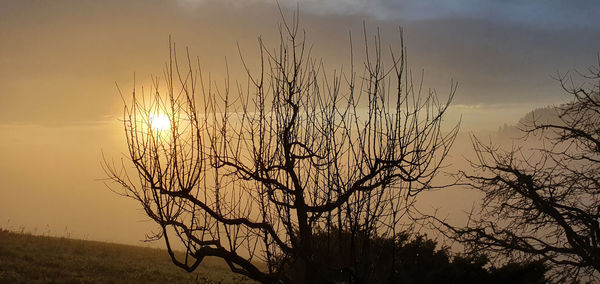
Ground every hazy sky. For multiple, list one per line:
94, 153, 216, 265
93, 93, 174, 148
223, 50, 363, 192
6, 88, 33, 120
1, 0, 599, 245
2, 0, 599, 126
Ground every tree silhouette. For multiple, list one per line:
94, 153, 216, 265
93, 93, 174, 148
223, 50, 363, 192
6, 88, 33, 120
104, 14, 458, 283
440, 59, 600, 282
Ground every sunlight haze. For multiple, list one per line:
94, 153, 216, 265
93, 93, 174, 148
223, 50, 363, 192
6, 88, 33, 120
1, 0, 599, 248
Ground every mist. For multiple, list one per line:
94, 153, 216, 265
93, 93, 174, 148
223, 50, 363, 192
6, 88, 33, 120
1, 0, 598, 248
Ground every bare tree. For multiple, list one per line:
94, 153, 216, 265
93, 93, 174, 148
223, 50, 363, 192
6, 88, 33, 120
440, 59, 600, 282
104, 13, 457, 283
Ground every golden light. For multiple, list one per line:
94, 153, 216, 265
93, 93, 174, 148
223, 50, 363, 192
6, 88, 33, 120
149, 113, 170, 131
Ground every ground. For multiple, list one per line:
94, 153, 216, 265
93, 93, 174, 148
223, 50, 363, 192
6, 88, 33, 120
0, 229, 255, 283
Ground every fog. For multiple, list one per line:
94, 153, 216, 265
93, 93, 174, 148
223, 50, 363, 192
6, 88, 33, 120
1, 0, 599, 246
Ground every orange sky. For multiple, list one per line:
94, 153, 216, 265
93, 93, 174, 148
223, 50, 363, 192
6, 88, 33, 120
1, 0, 599, 245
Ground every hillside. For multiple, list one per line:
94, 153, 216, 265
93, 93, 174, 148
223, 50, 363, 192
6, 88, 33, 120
496, 105, 564, 139
0, 229, 255, 283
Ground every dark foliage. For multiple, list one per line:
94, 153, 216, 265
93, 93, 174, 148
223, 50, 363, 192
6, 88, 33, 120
276, 228, 547, 283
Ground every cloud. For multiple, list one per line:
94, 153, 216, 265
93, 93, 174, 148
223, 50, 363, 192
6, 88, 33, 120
176, 0, 600, 29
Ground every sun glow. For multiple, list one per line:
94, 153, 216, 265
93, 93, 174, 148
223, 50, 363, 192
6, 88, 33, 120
149, 113, 170, 131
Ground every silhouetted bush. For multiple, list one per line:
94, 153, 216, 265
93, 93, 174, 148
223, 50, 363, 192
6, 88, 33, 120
275, 227, 547, 283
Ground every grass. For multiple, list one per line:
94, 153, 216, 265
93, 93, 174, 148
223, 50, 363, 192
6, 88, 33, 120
0, 229, 256, 283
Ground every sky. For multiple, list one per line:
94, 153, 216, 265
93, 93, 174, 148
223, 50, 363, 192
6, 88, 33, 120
1, 0, 599, 245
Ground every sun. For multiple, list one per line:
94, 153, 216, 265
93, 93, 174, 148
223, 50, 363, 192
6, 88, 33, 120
149, 113, 170, 131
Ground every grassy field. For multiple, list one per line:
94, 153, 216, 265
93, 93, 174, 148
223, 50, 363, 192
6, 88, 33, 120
0, 229, 255, 283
